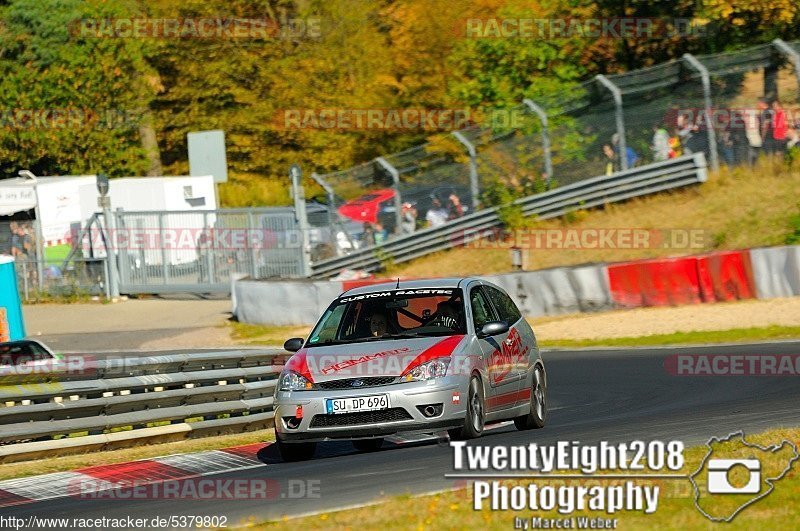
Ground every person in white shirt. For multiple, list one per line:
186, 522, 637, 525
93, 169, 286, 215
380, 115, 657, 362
425, 197, 448, 227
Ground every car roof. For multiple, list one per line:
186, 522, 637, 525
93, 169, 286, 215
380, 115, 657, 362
341, 277, 475, 297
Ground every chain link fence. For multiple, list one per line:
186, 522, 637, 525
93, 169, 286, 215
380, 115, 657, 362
309, 39, 800, 259
1, 219, 109, 301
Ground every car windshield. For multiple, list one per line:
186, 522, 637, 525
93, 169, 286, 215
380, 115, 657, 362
0, 341, 53, 366
306, 288, 466, 347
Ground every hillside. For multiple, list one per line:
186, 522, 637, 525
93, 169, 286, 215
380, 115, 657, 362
380, 157, 800, 278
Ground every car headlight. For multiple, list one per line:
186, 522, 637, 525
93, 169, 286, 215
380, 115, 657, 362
404, 358, 450, 382
279, 371, 314, 391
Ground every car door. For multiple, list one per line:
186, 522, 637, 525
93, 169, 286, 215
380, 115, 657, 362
483, 285, 531, 406
468, 285, 517, 409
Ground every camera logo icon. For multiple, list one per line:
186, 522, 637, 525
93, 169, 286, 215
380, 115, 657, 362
707, 458, 761, 494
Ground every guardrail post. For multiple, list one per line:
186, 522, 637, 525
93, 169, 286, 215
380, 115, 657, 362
158, 212, 169, 285
246, 211, 258, 279
595, 75, 629, 171
522, 98, 553, 183
202, 211, 216, 283
452, 131, 480, 209
311, 172, 336, 230
290, 164, 312, 277
682, 54, 720, 172
773, 39, 800, 98
375, 157, 403, 235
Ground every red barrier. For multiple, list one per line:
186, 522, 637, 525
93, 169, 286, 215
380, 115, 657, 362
342, 277, 390, 292
608, 257, 702, 307
608, 250, 756, 308
696, 250, 756, 302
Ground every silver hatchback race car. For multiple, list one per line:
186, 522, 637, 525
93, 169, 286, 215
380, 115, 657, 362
274, 277, 547, 461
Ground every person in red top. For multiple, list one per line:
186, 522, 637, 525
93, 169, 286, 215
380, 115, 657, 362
771, 99, 788, 154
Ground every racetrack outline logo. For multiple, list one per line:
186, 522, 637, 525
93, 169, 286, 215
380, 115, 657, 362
689, 431, 799, 522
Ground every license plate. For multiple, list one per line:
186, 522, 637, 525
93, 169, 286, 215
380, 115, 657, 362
325, 394, 390, 414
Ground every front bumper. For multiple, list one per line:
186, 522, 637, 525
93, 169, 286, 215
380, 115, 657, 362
274, 376, 468, 442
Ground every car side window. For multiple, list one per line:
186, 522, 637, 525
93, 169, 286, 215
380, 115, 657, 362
470, 287, 495, 330
485, 286, 522, 325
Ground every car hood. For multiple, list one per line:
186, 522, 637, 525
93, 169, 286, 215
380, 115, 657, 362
284, 335, 465, 383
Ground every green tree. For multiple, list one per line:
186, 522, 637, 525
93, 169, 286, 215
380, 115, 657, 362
0, 0, 156, 176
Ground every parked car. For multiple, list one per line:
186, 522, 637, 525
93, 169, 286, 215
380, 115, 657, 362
0, 339, 58, 367
273, 277, 547, 461
337, 185, 472, 233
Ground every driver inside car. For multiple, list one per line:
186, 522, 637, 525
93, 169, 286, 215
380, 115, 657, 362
426, 300, 462, 329
369, 312, 389, 337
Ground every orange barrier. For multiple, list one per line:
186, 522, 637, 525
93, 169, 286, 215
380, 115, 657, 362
608, 250, 756, 308
0, 308, 8, 342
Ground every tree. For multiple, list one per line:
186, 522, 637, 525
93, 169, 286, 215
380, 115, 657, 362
0, 0, 156, 176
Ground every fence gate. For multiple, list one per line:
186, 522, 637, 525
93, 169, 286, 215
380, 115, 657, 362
114, 208, 306, 294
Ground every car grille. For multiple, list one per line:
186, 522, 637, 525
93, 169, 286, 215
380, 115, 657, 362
310, 408, 413, 428
316, 377, 397, 390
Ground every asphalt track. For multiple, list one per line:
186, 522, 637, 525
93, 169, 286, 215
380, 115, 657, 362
2, 341, 799, 528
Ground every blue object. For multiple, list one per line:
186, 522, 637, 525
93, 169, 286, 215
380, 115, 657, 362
0, 256, 26, 340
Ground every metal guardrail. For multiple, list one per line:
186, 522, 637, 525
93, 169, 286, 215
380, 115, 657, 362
0, 349, 284, 458
309, 153, 708, 278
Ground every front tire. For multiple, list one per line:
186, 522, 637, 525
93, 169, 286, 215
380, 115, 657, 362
514, 364, 547, 430
449, 375, 485, 440
277, 438, 317, 462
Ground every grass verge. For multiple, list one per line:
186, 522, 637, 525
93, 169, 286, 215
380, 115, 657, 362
537, 325, 800, 349
258, 426, 800, 530
0, 430, 274, 482
229, 321, 310, 346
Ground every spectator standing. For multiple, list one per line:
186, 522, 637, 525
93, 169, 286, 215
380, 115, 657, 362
758, 97, 775, 154
611, 133, 639, 168
425, 197, 448, 228
362, 222, 375, 246
373, 222, 387, 245
668, 128, 682, 158
650, 123, 670, 161
602, 144, 618, 175
447, 193, 464, 220
771, 99, 788, 155
743, 107, 762, 165
400, 202, 417, 234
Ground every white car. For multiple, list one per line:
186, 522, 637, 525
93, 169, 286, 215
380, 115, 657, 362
274, 277, 547, 461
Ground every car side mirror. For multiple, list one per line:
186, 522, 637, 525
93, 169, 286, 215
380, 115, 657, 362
284, 338, 304, 352
478, 321, 509, 338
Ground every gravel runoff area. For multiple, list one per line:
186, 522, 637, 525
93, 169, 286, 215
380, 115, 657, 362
530, 297, 800, 341
21, 296, 800, 350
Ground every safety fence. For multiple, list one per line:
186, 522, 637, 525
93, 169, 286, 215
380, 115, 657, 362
309, 152, 708, 278
0, 349, 282, 463
308, 39, 800, 248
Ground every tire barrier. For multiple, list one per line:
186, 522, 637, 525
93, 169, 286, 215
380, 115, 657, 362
750, 245, 800, 299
